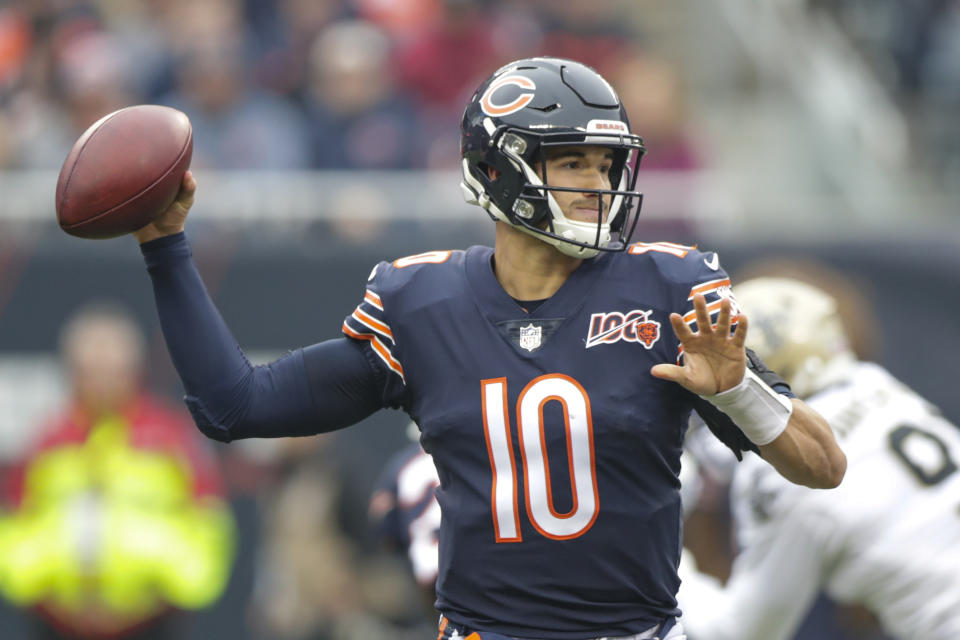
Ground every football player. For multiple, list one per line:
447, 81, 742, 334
368, 424, 442, 616
677, 277, 960, 640
131, 58, 845, 639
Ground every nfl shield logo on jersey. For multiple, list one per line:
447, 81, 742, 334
519, 323, 542, 351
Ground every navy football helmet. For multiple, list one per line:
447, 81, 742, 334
460, 57, 645, 258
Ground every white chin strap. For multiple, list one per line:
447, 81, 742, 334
518, 159, 611, 258
460, 159, 621, 260
543, 225, 603, 259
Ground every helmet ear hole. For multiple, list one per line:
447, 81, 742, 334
481, 163, 500, 181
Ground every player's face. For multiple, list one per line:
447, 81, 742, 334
541, 146, 613, 223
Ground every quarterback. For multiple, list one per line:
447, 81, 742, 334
678, 277, 960, 640
131, 58, 845, 639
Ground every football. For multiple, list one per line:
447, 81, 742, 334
55, 105, 193, 239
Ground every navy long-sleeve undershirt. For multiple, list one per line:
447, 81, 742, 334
141, 232, 384, 442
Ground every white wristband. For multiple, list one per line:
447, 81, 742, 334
701, 368, 794, 445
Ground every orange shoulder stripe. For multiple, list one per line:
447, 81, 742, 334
682, 300, 741, 326
687, 278, 731, 300
352, 308, 394, 343
628, 241, 696, 258
364, 290, 384, 311
342, 323, 405, 381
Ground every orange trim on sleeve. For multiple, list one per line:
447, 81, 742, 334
342, 323, 406, 382
352, 308, 394, 342
687, 278, 730, 300
364, 290, 384, 311
682, 300, 740, 326
628, 241, 696, 257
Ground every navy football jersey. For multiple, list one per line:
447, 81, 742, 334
369, 440, 441, 587
342, 242, 742, 638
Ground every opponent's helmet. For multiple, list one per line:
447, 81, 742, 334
460, 57, 645, 258
734, 277, 855, 398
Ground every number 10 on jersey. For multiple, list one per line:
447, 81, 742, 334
481, 375, 600, 542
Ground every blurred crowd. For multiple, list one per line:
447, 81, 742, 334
816, 0, 960, 103
813, 0, 960, 190
2, 0, 955, 214
0, 0, 704, 175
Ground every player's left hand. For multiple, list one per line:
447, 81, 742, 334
651, 294, 747, 395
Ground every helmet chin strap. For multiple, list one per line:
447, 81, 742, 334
460, 156, 623, 260
480, 187, 602, 258
526, 223, 602, 259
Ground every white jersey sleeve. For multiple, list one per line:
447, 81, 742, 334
677, 497, 829, 640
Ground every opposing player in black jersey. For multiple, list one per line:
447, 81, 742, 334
131, 57, 845, 640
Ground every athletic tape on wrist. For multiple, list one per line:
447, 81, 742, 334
701, 368, 793, 445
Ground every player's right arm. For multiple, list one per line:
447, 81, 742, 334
132, 174, 385, 441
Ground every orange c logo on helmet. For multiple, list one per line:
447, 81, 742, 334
480, 75, 536, 117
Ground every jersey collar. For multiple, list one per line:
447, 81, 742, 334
463, 245, 609, 324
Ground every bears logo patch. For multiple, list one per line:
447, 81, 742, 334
585, 309, 661, 349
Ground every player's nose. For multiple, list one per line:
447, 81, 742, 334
580, 168, 609, 193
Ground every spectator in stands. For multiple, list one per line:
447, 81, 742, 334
159, 0, 311, 169
610, 51, 703, 172
0, 5, 31, 102
532, 0, 635, 77
302, 20, 422, 169
0, 303, 235, 640
391, 0, 542, 169
607, 50, 708, 233
5, 24, 135, 170
392, 0, 506, 115
248, 0, 347, 98
56, 30, 135, 143
352, 0, 443, 42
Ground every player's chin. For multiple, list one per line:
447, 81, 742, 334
568, 208, 607, 224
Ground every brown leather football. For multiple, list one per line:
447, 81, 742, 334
56, 105, 193, 239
